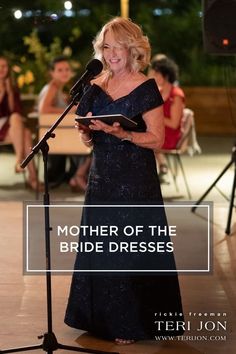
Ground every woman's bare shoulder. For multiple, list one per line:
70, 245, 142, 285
127, 72, 150, 91
46, 80, 59, 93
91, 72, 107, 87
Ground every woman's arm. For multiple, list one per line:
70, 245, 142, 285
164, 95, 184, 129
39, 82, 65, 114
5, 77, 15, 112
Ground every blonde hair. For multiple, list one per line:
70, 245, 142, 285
93, 17, 151, 72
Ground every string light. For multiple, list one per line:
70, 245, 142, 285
14, 9, 22, 19
64, 1, 72, 10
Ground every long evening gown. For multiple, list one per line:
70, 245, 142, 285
64, 79, 184, 340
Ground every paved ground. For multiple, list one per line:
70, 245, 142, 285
0, 135, 236, 354
0, 135, 235, 203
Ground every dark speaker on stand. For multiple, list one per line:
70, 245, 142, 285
193, 1, 236, 235
203, 0, 236, 54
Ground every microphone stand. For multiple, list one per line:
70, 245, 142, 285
0, 92, 119, 354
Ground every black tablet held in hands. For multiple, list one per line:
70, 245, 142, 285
75, 114, 137, 129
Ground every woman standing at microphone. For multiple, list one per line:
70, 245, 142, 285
65, 17, 184, 344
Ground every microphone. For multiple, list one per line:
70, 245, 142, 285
70, 58, 103, 97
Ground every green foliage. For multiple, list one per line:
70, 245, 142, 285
5, 30, 77, 93
131, 0, 236, 86
23, 30, 48, 82
19, 30, 72, 92
1, 0, 236, 88
24, 30, 64, 69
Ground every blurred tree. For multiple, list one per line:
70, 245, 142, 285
131, 0, 236, 86
0, 0, 235, 89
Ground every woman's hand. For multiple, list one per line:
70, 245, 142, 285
89, 120, 126, 139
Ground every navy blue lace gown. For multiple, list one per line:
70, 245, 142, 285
64, 79, 184, 340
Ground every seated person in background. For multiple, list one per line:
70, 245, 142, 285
38, 55, 90, 191
148, 54, 185, 182
0, 55, 42, 191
